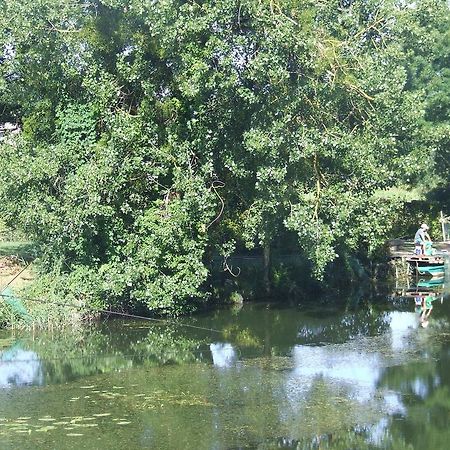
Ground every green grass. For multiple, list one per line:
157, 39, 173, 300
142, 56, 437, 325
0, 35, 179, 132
0, 241, 36, 261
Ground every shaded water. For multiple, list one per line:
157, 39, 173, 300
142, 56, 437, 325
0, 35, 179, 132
1, 283, 450, 449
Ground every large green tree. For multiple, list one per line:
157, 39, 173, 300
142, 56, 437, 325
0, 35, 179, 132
394, 0, 450, 206
0, 0, 446, 314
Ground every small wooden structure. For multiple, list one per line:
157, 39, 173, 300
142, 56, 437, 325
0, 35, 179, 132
389, 240, 450, 260
389, 240, 448, 279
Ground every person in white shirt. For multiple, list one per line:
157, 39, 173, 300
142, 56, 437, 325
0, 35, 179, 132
414, 223, 431, 255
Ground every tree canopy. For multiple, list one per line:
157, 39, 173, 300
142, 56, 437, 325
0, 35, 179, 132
0, 0, 448, 314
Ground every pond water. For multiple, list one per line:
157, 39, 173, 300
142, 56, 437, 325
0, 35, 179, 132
1, 282, 450, 449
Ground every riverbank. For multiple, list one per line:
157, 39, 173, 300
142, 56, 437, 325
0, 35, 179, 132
0, 243, 391, 330
2, 236, 443, 330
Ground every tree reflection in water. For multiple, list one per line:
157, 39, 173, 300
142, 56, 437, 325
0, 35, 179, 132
0, 292, 449, 449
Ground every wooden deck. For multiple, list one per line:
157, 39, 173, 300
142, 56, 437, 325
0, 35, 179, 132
389, 240, 450, 261
405, 255, 445, 265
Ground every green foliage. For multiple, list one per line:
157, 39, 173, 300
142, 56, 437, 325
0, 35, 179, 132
0, 297, 19, 328
397, 0, 450, 200
0, 0, 448, 317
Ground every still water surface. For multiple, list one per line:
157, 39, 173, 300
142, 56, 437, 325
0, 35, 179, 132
1, 284, 450, 449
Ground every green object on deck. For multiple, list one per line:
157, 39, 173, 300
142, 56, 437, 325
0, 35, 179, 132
424, 241, 435, 256
0, 286, 29, 319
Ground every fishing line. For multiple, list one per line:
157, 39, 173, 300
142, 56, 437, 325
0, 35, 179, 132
0, 263, 30, 293
0, 292, 223, 334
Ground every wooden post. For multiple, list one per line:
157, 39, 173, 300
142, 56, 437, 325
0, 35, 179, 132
441, 211, 446, 242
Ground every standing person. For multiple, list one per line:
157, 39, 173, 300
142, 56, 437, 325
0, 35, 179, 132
414, 223, 431, 255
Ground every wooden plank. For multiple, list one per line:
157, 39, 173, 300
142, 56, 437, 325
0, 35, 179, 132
405, 256, 445, 264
